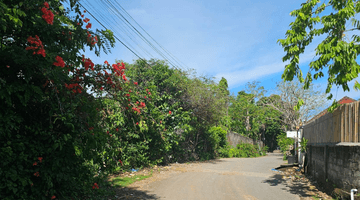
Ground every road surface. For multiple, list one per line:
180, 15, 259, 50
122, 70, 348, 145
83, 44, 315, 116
134, 153, 301, 200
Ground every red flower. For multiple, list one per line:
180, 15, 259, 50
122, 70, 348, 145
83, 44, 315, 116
44, 2, 49, 8
34, 172, 40, 177
38, 157, 43, 163
116, 128, 119, 132
26, 35, 46, 57
169, 111, 172, 114
134, 82, 138, 85
132, 107, 140, 114
92, 183, 99, 189
104, 60, 109, 65
37, 49, 46, 57
146, 89, 149, 92
125, 94, 130, 97
51, 195, 56, 199
6, 65, 10, 68
118, 159, 123, 166
83, 18, 90, 23
41, 6, 54, 25
86, 23, 92, 29
144, 96, 147, 99
53, 56, 65, 68
33, 162, 38, 166
100, 87, 103, 91
112, 63, 125, 76
84, 10, 86, 13
148, 92, 151, 95
136, 122, 139, 125
84, 58, 94, 70
81, 14, 84, 18
91, 36, 98, 45
88, 127, 94, 131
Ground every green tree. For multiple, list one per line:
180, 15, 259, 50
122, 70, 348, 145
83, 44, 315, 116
0, 1, 141, 199
218, 77, 230, 129
218, 77, 230, 96
278, 0, 360, 108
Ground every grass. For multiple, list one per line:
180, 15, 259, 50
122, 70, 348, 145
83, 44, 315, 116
110, 170, 153, 188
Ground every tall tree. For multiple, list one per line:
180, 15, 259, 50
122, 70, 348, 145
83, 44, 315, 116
218, 77, 230, 128
278, 0, 360, 108
261, 81, 327, 130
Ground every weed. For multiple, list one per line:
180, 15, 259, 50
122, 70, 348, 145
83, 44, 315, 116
110, 170, 153, 188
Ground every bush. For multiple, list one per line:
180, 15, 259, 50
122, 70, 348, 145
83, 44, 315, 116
218, 145, 232, 157
261, 145, 269, 155
207, 126, 228, 151
217, 143, 264, 158
277, 132, 295, 158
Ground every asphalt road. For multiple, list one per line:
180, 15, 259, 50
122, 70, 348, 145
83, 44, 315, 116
142, 153, 300, 200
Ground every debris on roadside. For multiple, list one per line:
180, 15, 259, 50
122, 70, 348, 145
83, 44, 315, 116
271, 168, 283, 173
271, 166, 333, 200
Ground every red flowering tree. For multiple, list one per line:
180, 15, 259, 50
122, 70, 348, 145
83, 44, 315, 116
0, 0, 144, 199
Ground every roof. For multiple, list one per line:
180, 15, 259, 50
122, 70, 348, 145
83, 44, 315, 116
305, 96, 356, 125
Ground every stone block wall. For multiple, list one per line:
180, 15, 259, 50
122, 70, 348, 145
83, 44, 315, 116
307, 144, 360, 190
226, 132, 263, 148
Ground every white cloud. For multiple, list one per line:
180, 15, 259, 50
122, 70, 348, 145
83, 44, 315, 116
215, 61, 285, 89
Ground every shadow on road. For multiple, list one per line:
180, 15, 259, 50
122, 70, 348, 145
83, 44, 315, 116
204, 159, 226, 164
111, 186, 159, 199
263, 174, 313, 198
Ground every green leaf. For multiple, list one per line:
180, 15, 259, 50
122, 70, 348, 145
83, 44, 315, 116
294, 99, 304, 111
354, 80, 360, 91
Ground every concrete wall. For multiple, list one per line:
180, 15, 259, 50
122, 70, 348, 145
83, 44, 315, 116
227, 132, 263, 148
307, 144, 360, 190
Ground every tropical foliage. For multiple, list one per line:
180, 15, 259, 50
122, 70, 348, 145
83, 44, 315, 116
278, 0, 360, 109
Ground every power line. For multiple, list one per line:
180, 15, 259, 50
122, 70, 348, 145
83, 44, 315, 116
84, 0, 155, 58
115, 0, 188, 70
81, 0, 148, 59
102, 0, 179, 69
78, 2, 144, 61
79, 0, 186, 71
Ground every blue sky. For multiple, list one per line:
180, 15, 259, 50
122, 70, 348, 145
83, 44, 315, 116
79, 0, 360, 103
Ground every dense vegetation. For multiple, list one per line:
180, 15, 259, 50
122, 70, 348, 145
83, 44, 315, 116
1, 0, 327, 199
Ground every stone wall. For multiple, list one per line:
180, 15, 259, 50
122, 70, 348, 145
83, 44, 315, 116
307, 144, 360, 190
227, 132, 264, 148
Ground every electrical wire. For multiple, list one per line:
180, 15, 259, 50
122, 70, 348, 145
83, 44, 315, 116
114, 0, 188, 70
79, 0, 186, 71
102, 0, 179, 69
81, 0, 147, 59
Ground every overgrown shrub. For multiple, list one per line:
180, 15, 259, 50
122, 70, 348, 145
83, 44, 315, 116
217, 143, 265, 158
276, 132, 295, 159
261, 145, 269, 155
207, 126, 228, 151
